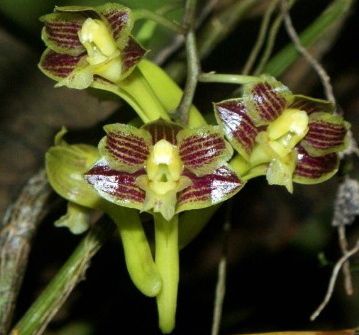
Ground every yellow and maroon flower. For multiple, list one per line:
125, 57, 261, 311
85, 120, 243, 220
214, 76, 350, 191
39, 3, 146, 89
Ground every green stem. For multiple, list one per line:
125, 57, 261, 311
175, 0, 199, 125
198, 73, 258, 85
138, 59, 206, 127
253, 0, 296, 76
92, 69, 170, 123
242, 0, 279, 75
154, 214, 179, 334
12, 221, 113, 335
133, 8, 184, 34
104, 205, 162, 298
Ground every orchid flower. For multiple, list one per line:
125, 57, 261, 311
85, 119, 243, 220
84, 119, 243, 333
214, 76, 350, 192
39, 3, 146, 89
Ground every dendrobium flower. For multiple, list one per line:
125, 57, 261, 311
214, 76, 350, 192
39, 3, 146, 89
85, 119, 243, 220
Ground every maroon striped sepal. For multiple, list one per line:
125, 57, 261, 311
99, 123, 152, 173
214, 99, 259, 160
40, 12, 85, 56
293, 146, 339, 184
177, 165, 244, 212
289, 95, 335, 115
143, 119, 183, 145
85, 159, 146, 209
243, 75, 293, 126
177, 126, 233, 176
300, 112, 349, 157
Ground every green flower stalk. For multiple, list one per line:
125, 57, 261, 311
84, 119, 243, 333
214, 75, 350, 191
46, 129, 162, 297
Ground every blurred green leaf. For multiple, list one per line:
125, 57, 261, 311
264, 0, 354, 77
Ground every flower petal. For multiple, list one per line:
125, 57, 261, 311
85, 159, 145, 209
176, 165, 243, 213
97, 3, 134, 48
289, 94, 335, 115
300, 112, 349, 157
177, 126, 233, 176
39, 49, 85, 81
143, 119, 183, 145
293, 147, 339, 184
99, 123, 152, 173
40, 12, 85, 56
214, 98, 259, 160
243, 75, 293, 126
120, 37, 147, 78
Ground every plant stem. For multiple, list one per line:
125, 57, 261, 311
133, 8, 184, 34
198, 73, 258, 85
242, 0, 279, 75
154, 214, 179, 334
138, 59, 206, 127
11, 220, 114, 335
264, 0, 353, 77
105, 205, 162, 297
175, 0, 200, 125
92, 69, 170, 123
0, 170, 51, 335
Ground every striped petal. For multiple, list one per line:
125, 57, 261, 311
97, 3, 133, 48
40, 12, 85, 56
289, 95, 335, 115
214, 98, 259, 160
243, 75, 293, 126
85, 159, 145, 209
143, 119, 183, 145
293, 147, 339, 184
39, 49, 85, 81
177, 165, 243, 213
300, 112, 349, 157
177, 126, 233, 176
99, 123, 152, 173
121, 37, 147, 78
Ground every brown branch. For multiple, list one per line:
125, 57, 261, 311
0, 169, 52, 334
311, 240, 359, 321
281, 0, 336, 104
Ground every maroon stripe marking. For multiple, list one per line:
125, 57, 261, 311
181, 143, 225, 163
180, 137, 224, 156
295, 149, 337, 178
309, 123, 346, 134
106, 146, 146, 165
253, 85, 277, 121
108, 132, 149, 151
264, 83, 286, 110
107, 136, 149, 157
257, 83, 283, 119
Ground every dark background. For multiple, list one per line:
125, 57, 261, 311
1, 0, 359, 334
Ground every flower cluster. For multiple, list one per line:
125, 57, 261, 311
214, 76, 350, 191
85, 119, 243, 220
39, 3, 146, 89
